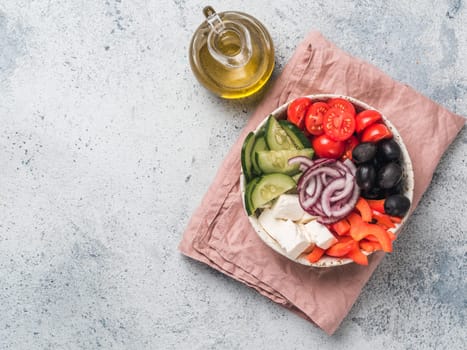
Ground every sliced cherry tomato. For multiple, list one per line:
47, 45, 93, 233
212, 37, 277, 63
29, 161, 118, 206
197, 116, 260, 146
355, 110, 382, 132
328, 98, 356, 116
323, 107, 356, 141
311, 134, 345, 159
360, 123, 393, 143
287, 97, 312, 129
305, 102, 328, 135
342, 135, 359, 160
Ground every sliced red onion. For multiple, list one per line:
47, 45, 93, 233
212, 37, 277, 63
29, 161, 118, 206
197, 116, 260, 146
330, 173, 354, 201
343, 158, 357, 175
329, 184, 360, 218
296, 157, 360, 224
321, 177, 346, 217
305, 176, 317, 196
288, 156, 315, 169
302, 179, 322, 208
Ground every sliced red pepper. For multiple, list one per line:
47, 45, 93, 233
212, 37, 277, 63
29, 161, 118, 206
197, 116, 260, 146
389, 215, 402, 223
356, 197, 372, 222
366, 199, 385, 213
326, 239, 354, 257
349, 217, 392, 252
359, 240, 382, 252
346, 241, 369, 265
387, 231, 397, 241
331, 218, 350, 236
306, 246, 325, 263
372, 209, 396, 229
347, 212, 364, 238
365, 234, 379, 242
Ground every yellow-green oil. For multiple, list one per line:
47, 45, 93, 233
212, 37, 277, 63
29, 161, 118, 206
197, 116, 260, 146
189, 11, 275, 99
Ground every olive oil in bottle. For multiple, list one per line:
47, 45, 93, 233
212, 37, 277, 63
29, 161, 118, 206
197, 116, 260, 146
189, 6, 275, 99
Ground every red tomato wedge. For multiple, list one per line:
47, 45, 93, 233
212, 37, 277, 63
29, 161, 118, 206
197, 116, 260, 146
361, 123, 392, 143
311, 134, 345, 159
305, 102, 328, 135
287, 97, 312, 129
355, 109, 382, 132
323, 107, 356, 141
328, 98, 356, 116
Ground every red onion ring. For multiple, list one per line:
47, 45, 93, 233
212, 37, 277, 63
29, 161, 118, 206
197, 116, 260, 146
292, 157, 360, 223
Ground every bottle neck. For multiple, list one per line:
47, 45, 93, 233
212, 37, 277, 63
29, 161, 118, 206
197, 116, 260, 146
203, 6, 252, 68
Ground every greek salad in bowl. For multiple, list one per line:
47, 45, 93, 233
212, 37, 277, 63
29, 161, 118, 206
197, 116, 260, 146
240, 94, 414, 267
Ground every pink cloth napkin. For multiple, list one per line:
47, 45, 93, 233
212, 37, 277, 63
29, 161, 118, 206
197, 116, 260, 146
179, 31, 465, 335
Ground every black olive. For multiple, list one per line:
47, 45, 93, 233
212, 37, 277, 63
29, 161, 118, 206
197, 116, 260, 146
372, 153, 387, 170
378, 139, 401, 161
356, 164, 376, 191
377, 162, 402, 189
361, 186, 385, 200
384, 194, 411, 216
385, 181, 404, 196
352, 143, 377, 164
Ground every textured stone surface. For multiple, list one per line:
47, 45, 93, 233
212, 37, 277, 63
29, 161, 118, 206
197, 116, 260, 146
0, 0, 465, 349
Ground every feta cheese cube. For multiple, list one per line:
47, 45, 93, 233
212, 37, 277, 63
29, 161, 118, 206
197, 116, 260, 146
299, 220, 338, 249
270, 194, 306, 221
296, 212, 317, 224
258, 209, 313, 258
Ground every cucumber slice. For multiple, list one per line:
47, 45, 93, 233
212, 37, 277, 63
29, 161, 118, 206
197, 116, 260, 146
250, 174, 296, 210
244, 177, 261, 216
292, 172, 302, 183
256, 148, 314, 175
241, 132, 256, 181
278, 120, 312, 149
265, 115, 297, 151
251, 136, 269, 175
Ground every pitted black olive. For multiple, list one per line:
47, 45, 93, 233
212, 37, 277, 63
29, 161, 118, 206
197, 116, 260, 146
361, 186, 385, 200
356, 164, 376, 191
352, 143, 377, 164
377, 162, 402, 189
378, 139, 401, 161
384, 194, 411, 216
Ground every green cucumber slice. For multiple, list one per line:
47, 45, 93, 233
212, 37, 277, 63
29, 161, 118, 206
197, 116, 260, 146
241, 132, 256, 181
265, 115, 297, 151
250, 174, 296, 210
292, 172, 302, 183
244, 177, 261, 216
251, 136, 269, 175
278, 120, 312, 149
256, 148, 314, 175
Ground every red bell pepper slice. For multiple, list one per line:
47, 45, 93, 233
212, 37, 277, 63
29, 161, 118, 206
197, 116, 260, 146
372, 209, 396, 229
348, 214, 393, 252
389, 215, 402, 223
366, 199, 385, 213
346, 241, 369, 265
356, 197, 372, 222
359, 240, 382, 252
331, 218, 350, 236
306, 246, 325, 263
326, 238, 355, 257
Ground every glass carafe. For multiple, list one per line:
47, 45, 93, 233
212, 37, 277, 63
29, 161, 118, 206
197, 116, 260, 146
189, 6, 275, 99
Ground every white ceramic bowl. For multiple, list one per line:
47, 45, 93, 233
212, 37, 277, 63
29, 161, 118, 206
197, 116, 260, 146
240, 94, 414, 267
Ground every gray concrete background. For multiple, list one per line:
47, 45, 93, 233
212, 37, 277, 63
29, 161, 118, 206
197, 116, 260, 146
0, 0, 466, 349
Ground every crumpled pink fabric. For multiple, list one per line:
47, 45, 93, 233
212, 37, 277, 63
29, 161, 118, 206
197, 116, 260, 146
178, 31, 465, 335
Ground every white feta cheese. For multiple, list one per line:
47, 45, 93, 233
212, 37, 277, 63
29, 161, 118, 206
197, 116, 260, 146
258, 209, 313, 258
270, 194, 307, 221
296, 212, 317, 224
299, 220, 338, 250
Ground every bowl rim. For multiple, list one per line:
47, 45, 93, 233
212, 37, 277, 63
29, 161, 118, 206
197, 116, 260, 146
240, 94, 415, 268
